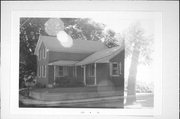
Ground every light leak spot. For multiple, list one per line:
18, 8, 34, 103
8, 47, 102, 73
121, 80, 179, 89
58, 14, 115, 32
45, 18, 64, 36
56, 31, 73, 48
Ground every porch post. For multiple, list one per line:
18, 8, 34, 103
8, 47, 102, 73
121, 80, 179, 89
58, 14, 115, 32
75, 66, 77, 78
53, 65, 56, 85
83, 65, 86, 85
94, 63, 97, 85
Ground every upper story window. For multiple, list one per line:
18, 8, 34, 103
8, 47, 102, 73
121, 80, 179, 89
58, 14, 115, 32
38, 47, 46, 60
38, 50, 41, 60
88, 64, 95, 77
43, 48, 46, 59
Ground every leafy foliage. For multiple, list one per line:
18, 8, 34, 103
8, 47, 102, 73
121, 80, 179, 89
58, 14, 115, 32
125, 22, 154, 104
62, 18, 105, 41
104, 29, 119, 48
124, 22, 154, 65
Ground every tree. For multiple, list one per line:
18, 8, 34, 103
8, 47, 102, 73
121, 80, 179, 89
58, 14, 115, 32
125, 22, 154, 104
19, 18, 117, 88
62, 18, 105, 41
19, 18, 45, 88
103, 29, 119, 48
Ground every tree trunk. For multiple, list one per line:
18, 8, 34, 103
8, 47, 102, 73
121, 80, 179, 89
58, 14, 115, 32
126, 48, 140, 104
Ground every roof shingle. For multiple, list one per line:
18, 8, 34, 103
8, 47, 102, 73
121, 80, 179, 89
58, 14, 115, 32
39, 35, 107, 53
76, 46, 124, 65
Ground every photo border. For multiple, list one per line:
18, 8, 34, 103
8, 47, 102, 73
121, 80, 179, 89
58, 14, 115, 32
1, 1, 179, 119
10, 10, 161, 116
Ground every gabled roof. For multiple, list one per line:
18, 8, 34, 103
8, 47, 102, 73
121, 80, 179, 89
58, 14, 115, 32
47, 46, 124, 66
76, 46, 124, 65
34, 35, 107, 55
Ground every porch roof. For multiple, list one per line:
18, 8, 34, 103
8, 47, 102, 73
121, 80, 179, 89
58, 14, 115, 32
75, 45, 124, 65
48, 60, 78, 66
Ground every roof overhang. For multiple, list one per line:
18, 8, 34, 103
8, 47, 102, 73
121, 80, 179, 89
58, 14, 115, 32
75, 46, 124, 66
49, 60, 78, 66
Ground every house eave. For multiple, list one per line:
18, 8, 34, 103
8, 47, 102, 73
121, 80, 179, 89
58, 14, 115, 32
48, 60, 79, 66
75, 46, 124, 65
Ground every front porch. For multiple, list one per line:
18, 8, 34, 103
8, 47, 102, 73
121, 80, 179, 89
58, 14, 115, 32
50, 63, 98, 87
48, 59, 123, 88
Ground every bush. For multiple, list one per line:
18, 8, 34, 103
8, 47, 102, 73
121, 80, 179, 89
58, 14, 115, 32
34, 82, 46, 88
55, 76, 70, 87
68, 79, 84, 87
136, 83, 153, 93
55, 76, 84, 87
124, 81, 154, 93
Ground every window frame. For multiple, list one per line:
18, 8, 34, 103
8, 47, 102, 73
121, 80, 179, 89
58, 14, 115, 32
119, 62, 122, 75
111, 62, 120, 76
42, 65, 46, 78
57, 66, 67, 77
58, 66, 64, 77
43, 48, 46, 59
38, 50, 41, 60
41, 65, 43, 78
38, 65, 41, 77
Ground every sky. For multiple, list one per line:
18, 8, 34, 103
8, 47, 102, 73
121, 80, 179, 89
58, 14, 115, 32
83, 11, 156, 37
91, 17, 154, 37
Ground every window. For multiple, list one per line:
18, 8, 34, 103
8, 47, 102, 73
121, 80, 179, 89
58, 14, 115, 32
42, 49, 44, 59
88, 64, 95, 77
39, 50, 41, 60
39, 48, 46, 60
38, 65, 41, 77
42, 65, 46, 78
119, 62, 122, 75
43, 48, 46, 59
58, 66, 63, 77
111, 62, 119, 76
41, 66, 43, 78
57, 66, 68, 77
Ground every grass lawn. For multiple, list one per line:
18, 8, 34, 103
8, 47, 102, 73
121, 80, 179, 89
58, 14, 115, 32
29, 86, 124, 101
31, 86, 123, 93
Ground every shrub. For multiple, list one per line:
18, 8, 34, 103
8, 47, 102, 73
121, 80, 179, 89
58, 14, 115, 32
55, 76, 70, 87
136, 83, 153, 93
68, 79, 84, 87
34, 82, 46, 88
